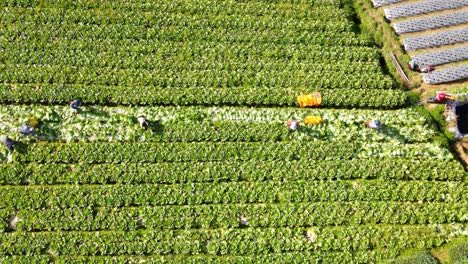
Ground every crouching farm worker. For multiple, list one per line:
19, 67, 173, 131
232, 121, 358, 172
408, 60, 434, 73
408, 60, 419, 71
138, 116, 150, 130
19, 124, 37, 137
286, 120, 299, 131
365, 120, 382, 130
69, 99, 82, 113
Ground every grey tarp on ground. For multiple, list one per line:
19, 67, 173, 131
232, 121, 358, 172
412, 46, 468, 66
371, 0, 407, 8
422, 64, 468, 84
403, 28, 468, 51
393, 11, 468, 34
384, 0, 468, 20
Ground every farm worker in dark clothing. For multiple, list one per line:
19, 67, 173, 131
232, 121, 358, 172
365, 120, 382, 130
2, 137, 17, 151
138, 116, 150, 130
70, 99, 82, 112
19, 124, 37, 136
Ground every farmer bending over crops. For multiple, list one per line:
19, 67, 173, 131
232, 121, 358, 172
69, 99, 82, 112
19, 124, 37, 136
1, 136, 17, 151
286, 120, 299, 131
407, 60, 418, 71
365, 120, 382, 130
407, 60, 433, 73
138, 116, 150, 130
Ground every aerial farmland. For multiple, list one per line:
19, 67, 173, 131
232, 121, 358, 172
0, 0, 466, 263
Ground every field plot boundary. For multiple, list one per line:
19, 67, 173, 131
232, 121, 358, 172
393, 11, 468, 34
403, 28, 468, 51
371, 0, 406, 8
411, 46, 468, 66
384, 0, 468, 20
422, 64, 468, 84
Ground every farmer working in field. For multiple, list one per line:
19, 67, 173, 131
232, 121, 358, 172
138, 116, 150, 130
365, 120, 382, 130
19, 124, 37, 136
70, 99, 82, 112
407, 60, 434, 73
286, 120, 299, 131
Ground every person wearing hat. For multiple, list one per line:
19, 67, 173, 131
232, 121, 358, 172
137, 116, 150, 130
19, 124, 38, 136
408, 60, 433, 73
407, 60, 418, 71
286, 120, 299, 131
365, 120, 382, 130
69, 99, 82, 112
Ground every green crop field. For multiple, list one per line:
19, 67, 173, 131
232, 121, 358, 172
0, 0, 466, 263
